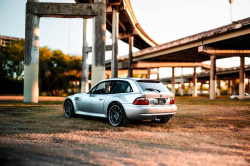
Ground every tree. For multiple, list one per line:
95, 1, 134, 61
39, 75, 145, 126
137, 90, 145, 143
4, 40, 25, 81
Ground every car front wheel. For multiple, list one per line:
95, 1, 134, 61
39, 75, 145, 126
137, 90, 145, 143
234, 97, 239, 100
108, 103, 129, 127
64, 100, 75, 117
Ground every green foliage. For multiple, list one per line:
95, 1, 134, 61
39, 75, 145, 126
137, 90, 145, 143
0, 41, 82, 96
0, 40, 25, 94
4, 40, 25, 80
39, 47, 82, 96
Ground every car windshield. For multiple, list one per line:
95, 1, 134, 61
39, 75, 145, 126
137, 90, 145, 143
137, 80, 170, 92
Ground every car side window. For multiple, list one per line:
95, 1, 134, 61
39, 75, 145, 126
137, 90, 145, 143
93, 81, 114, 94
111, 81, 133, 94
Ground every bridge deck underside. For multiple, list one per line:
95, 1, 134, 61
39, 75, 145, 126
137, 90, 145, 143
161, 68, 250, 83
77, 0, 154, 49
140, 33, 250, 63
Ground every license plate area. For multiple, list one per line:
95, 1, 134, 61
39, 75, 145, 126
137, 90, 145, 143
154, 98, 166, 105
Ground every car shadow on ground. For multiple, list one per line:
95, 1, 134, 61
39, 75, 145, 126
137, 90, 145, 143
74, 114, 169, 129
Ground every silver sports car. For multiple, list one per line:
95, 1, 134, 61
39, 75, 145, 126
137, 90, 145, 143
63, 78, 177, 127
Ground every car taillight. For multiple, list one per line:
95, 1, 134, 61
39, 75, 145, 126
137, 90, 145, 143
133, 98, 149, 105
170, 97, 175, 104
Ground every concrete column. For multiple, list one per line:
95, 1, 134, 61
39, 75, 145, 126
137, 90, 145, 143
111, 8, 119, 78
239, 57, 245, 99
248, 78, 250, 94
171, 67, 175, 94
157, 68, 160, 80
228, 80, 232, 94
178, 84, 181, 94
147, 68, 150, 79
210, 55, 216, 100
232, 79, 236, 94
81, 19, 89, 93
188, 81, 192, 95
180, 67, 184, 96
217, 79, 221, 96
192, 67, 197, 97
128, 36, 134, 77
200, 83, 203, 95
91, 0, 106, 86
24, 0, 40, 103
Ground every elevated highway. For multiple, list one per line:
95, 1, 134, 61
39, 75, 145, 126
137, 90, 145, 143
160, 65, 250, 95
76, 0, 158, 49
104, 17, 250, 100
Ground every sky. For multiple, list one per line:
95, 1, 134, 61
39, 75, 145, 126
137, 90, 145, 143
0, 0, 250, 78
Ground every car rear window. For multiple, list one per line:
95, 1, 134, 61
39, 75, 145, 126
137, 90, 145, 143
137, 81, 170, 92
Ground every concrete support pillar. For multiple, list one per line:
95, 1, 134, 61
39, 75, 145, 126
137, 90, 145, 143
147, 68, 150, 79
208, 82, 210, 94
248, 78, 250, 94
171, 67, 175, 94
178, 84, 181, 94
200, 83, 203, 95
180, 67, 184, 96
239, 57, 245, 99
157, 68, 160, 80
228, 80, 232, 94
24, 0, 40, 103
81, 19, 89, 93
91, 0, 106, 86
188, 81, 192, 95
210, 55, 216, 100
128, 36, 134, 77
111, 8, 119, 78
192, 67, 197, 97
232, 79, 236, 94
217, 79, 221, 96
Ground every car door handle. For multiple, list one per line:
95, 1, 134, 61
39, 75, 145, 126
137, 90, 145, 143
99, 98, 104, 100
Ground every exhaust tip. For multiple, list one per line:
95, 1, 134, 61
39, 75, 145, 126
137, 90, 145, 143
149, 116, 156, 120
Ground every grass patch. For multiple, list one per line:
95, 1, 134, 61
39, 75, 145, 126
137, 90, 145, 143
0, 97, 249, 165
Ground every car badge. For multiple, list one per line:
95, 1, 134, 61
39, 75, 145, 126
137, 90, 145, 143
160, 94, 162, 98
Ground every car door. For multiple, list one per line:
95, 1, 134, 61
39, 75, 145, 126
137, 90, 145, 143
76, 87, 97, 112
82, 81, 114, 114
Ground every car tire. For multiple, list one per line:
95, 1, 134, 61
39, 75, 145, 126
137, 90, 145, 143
151, 116, 171, 123
64, 100, 75, 118
108, 102, 129, 127
234, 97, 239, 100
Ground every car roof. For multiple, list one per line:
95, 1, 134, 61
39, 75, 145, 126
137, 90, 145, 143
104, 77, 157, 81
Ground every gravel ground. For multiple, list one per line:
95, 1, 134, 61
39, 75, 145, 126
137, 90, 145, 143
0, 98, 249, 166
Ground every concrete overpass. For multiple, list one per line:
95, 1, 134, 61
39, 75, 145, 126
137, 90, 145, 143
160, 65, 250, 96
23, 0, 250, 102
24, 0, 157, 103
104, 17, 250, 100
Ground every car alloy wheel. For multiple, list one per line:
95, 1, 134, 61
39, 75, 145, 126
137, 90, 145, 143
109, 105, 122, 126
108, 103, 129, 127
64, 100, 74, 117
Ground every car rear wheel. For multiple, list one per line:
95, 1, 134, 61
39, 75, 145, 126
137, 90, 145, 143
64, 100, 75, 117
108, 103, 129, 127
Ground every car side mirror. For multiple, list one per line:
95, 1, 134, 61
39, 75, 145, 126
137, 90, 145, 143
89, 90, 92, 96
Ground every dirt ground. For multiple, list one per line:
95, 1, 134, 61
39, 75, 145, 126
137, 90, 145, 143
0, 97, 249, 166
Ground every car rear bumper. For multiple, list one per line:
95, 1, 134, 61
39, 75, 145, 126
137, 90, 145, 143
122, 104, 177, 120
